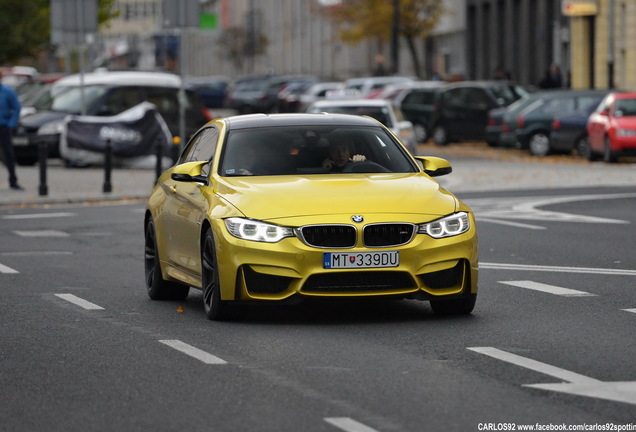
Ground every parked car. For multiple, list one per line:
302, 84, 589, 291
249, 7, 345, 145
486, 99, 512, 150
144, 113, 478, 320
397, 81, 446, 142
185, 76, 230, 108
429, 81, 529, 146
505, 89, 609, 156
342, 76, 415, 98
226, 74, 318, 114
297, 81, 343, 112
549, 100, 603, 157
585, 92, 636, 162
306, 98, 417, 154
13, 71, 212, 165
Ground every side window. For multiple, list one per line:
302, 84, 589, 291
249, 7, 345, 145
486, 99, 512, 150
96, 87, 141, 116
465, 88, 491, 111
542, 97, 575, 114
178, 126, 219, 176
444, 89, 464, 109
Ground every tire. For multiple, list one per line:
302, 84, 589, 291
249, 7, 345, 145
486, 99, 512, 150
574, 135, 588, 157
432, 125, 449, 146
145, 219, 190, 301
201, 228, 230, 320
580, 137, 599, 161
430, 294, 476, 315
528, 132, 550, 157
414, 123, 428, 143
603, 136, 618, 163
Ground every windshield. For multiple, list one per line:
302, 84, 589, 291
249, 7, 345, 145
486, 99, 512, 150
220, 125, 416, 177
49, 85, 109, 114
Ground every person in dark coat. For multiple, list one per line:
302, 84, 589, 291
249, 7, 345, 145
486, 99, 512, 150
539, 63, 563, 89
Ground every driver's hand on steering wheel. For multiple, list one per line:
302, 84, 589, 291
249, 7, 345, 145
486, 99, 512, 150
351, 154, 366, 162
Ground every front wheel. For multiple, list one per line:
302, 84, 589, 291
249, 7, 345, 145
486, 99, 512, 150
432, 125, 449, 146
201, 229, 230, 320
145, 219, 190, 300
603, 136, 618, 163
414, 123, 428, 143
430, 294, 476, 315
528, 132, 550, 157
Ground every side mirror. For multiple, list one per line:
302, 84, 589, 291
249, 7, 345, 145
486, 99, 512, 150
414, 156, 453, 177
170, 161, 210, 185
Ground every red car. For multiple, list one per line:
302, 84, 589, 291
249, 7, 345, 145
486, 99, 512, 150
585, 92, 636, 162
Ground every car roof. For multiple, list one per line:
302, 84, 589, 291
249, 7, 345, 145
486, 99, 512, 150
223, 113, 382, 130
53, 71, 182, 88
309, 99, 393, 108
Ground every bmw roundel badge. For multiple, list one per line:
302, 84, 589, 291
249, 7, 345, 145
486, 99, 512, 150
351, 215, 364, 223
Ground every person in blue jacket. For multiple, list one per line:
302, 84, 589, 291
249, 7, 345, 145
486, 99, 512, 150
0, 70, 23, 190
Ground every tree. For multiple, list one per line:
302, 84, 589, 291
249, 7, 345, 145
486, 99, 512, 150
317, 0, 443, 78
0, 0, 118, 66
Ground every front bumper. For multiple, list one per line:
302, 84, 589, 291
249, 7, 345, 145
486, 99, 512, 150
211, 216, 479, 303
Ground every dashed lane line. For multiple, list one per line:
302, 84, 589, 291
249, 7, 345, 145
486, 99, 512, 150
1, 212, 75, 219
14, 230, 70, 237
499, 281, 596, 297
624, 309, 636, 314
481, 262, 636, 276
158, 340, 227, 365
54, 293, 105, 310
324, 417, 381, 432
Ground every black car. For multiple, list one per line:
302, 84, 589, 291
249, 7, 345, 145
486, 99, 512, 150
429, 81, 529, 146
14, 71, 211, 166
397, 82, 445, 143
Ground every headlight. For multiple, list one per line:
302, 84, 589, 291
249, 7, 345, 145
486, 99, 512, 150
225, 217, 295, 243
418, 212, 470, 239
616, 128, 636, 137
38, 120, 65, 136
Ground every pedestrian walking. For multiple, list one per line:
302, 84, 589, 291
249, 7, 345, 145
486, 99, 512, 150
0, 70, 23, 190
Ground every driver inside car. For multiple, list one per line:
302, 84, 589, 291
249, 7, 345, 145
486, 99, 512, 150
321, 141, 366, 172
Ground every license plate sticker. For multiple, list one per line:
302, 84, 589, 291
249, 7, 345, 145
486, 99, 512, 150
323, 251, 399, 269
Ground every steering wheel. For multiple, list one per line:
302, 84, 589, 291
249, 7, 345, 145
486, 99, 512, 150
342, 160, 391, 173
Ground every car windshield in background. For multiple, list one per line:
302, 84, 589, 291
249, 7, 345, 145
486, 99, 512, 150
491, 84, 529, 105
49, 85, 110, 114
614, 98, 636, 116
219, 125, 416, 177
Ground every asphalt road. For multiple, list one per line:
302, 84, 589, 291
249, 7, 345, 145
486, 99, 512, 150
1, 166, 635, 431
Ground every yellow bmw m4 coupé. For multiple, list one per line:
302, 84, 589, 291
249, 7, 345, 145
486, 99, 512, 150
144, 113, 478, 320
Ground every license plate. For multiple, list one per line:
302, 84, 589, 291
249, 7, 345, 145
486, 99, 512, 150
323, 251, 399, 269
12, 136, 29, 146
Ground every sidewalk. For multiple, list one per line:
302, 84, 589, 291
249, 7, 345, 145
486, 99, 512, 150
0, 160, 158, 207
1, 144, 635, 207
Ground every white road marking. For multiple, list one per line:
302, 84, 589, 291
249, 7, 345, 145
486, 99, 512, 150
623, 309, 636, 314
468, 193, 636, 229
481, 262, 636, 276
0, 262, 19, 274
499, 280, 595, 297
478, 217, 546, 230
468, 347, 636, 405
14, 230, 70, 237
1, 251, 73, 257
159, 340, 227, 365
2, 212, 75, 219
324, 417, 380, 432
55, 293, 105, 310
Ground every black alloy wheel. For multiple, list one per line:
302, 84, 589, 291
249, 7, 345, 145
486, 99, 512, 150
145, 219, 190, 301
202, 229, 229, 320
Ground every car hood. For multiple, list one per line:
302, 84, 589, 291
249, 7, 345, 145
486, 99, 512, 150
214, 173, 458, 223
613, 116, 636, 128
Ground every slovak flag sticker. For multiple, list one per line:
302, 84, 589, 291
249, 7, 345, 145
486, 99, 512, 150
349, 255, 356, 264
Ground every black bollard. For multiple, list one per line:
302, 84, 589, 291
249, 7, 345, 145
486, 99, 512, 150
38, 139, 48, 196
155, 137, 163, 183
103, 139, 112, 193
